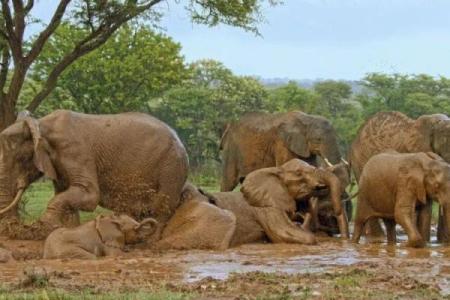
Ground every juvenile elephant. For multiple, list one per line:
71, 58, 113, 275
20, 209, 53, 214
241, 159, 349, 244
156, 183, 266, 250
353, 152, 450, 248
44, 214, 157, 259
0, 110, 188, 239
220, 111, 344, 192
349, 111, 450, 240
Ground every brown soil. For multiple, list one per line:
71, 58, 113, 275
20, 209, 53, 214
1, 235, 450, 299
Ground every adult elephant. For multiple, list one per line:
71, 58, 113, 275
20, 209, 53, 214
349, 111, 450, 241
220, 111, 343, 192
0, 110, 188, 239
157, 159, 349, 250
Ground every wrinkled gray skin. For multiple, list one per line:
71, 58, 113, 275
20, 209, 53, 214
350, 111, 450, 242
220, 111, 343, 192
353, 152, 450, 248
44, 214, 157, 259
0, 110, 188, 240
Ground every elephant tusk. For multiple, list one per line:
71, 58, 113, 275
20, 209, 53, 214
0, 188, 25, 215
323, 157, 333, 167
341, 158, 349, 166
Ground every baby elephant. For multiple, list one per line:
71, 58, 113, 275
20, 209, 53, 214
353, 151, 450, 248
44, 214, 157, 259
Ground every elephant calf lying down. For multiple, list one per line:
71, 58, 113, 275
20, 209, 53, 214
44, 215, 157, 259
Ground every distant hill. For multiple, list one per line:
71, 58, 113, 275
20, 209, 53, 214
258, 78, 364, 94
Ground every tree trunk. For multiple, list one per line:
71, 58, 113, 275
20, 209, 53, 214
0, 94, 17, 132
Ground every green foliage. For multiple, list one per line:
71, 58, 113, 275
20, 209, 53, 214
28, 24, 187, 115
157, 59, 267, 166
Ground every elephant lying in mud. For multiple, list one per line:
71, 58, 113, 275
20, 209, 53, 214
44, 215, 157, 259
157, 159, 349, 250
353, 152, 450, 248
155, 183, 266, 250
0, 110, 188, 240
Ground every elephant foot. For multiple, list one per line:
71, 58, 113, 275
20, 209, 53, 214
405, 238, 425, 248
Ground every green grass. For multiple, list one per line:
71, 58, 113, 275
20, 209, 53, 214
0, 289, 194, 300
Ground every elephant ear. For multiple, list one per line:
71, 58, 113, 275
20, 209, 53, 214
21, 117, 57, 180
277, 118, 310, 158
95, 215, 125, 248
241, 167, 296, 215
398, 159, 426, 205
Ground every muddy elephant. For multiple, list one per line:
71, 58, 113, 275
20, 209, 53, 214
157, 159, 349, 250
44, 214, 157, 259
300, 161, 351, 236
0, 110, 188, 239
155, 183, 267, 250
241, 159, 349, 244
220, 111, 344, 192
353, 152, 450, 248
349, 111, 450, 241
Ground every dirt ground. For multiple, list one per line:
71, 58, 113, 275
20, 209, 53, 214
1, 234, 450, 299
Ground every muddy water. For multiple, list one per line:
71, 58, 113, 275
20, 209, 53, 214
1, 236, 450, 294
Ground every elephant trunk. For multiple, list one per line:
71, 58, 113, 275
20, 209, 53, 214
316, 169, 349, 238
320, 143, 341, 165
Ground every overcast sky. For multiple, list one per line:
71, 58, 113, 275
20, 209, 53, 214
31, 0, 450, 80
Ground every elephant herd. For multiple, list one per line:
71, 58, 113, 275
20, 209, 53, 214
0, 109, 449, 260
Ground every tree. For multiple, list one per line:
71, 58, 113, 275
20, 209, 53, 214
157, 59, 267, 166
358, 73, 450, 118
265, 81, 316, 112
0, 0, 281, 131
28, 24, 187, 115
313, 80, 352, 117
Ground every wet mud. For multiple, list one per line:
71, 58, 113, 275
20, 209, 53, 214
1, 235, 449, 298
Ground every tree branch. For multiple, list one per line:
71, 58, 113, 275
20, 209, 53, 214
12, 0, 26, 43
0, 45, 10, 96
24, 0, 34, 13
27, 0, 164, 112
1, 0, 22, 61
25, 0, 71, 65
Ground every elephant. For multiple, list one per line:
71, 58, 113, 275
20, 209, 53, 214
349, 111, 450, 241
352, 151, 450, 248
220, 111, 344, 192
241, 158, 349, 244
155, 182, 266, 250
0, 110, 188, 239
157, 158, 349, 249
43, 214, 157, 259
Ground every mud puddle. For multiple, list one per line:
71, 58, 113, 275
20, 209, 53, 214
1, 236, 450, 296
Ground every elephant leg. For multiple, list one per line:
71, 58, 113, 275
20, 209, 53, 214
69, 248, 99, 260
253, 207, 316, 245
352, 199, 371, 244
383, 219, 396, 244
417, 200, 432, 243
364, 219, 385, 242
437, 205, 450, 243
61, 210, 80, 228
308, 197, 319, 232
395, 204, 424, 248
40, 186, 99, 231
220, 157, 239, 192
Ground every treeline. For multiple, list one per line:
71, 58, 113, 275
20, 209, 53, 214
19, 24, 450, 167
